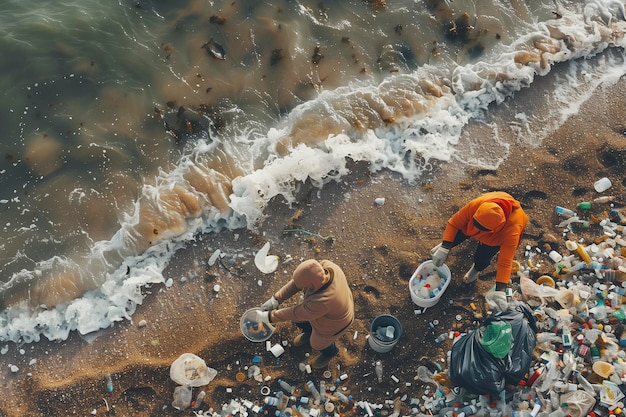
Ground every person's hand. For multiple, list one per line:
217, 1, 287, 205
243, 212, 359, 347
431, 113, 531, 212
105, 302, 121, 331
485, 290, 508, 311
431, 245, 449, 267
252, 309, 271, 324
261, 296, 279, 311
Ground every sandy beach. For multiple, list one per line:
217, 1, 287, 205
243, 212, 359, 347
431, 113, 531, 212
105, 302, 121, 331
0, 66, 625, 416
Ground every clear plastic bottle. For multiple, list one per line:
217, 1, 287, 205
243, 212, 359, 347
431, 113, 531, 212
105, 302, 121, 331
576, 372, 595, 394
319, 380, 326, 403
306, 380, 321, 403
278, 379, 294, 394
434, 333, 448, 344
375, 361, 383, 382
192, 391, 206, 409
264, 395, 282, 407
335, 391, 352, 403
555, 206, 577, 218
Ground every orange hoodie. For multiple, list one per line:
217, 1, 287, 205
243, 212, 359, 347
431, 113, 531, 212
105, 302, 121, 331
442, 191, 528, 284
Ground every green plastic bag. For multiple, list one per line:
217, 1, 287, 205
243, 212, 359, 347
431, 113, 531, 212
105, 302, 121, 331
480, 321, 512, 359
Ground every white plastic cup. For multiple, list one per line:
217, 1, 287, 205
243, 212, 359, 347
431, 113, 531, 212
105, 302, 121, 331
594, 177, 612, 192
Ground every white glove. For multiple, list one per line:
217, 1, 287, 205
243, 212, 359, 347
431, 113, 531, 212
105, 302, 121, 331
431, 246, 449, 267
253, 309, 271, 323
430, 242, 442, 256
250, 309, 275, 332
261, 296, 279, 311
485, 291, 508, 311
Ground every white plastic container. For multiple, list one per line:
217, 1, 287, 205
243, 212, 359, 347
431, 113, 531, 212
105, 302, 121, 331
409, 260, 451, 308
594, 177, 612, 193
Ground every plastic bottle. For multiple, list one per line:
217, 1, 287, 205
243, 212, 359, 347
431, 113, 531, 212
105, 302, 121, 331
594, 196, 615, 204
264, 395, 282, 407
306, 380, 321, 403
172, 385, 193, 410
105, 374, 113, 392
569, 261, 587, 271
456, 404, 478, 417
434, 333, 448, 344
278, 379, 294, 394
335, 391, 352, 403
555, 206, 577, 218
319, 380, 326, 403
375, 361, 383, 382
576, 372, 595, 394
192, 391, 206, 409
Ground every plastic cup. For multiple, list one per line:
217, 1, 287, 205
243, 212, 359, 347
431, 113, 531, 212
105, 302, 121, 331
594, 177, 612, 192
592, 360, 615, 378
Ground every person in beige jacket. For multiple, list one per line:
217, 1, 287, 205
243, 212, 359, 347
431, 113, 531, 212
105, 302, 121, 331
257, 259, 354, 369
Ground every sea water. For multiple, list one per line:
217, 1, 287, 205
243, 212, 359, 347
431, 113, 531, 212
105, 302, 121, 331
1, 0, 626, 342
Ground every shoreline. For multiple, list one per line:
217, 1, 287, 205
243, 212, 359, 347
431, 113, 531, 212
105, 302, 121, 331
0, 71, 625, 416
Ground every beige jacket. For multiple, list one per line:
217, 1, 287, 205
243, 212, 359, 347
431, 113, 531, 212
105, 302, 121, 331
271, 260, 354, 350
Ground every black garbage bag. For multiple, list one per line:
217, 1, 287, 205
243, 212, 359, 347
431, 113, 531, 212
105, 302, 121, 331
492, 303, 537, 385
450, 302, 537, 396
449, 324, 509, 397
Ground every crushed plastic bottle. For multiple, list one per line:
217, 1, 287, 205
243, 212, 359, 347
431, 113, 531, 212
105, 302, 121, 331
172, 385, 193, 411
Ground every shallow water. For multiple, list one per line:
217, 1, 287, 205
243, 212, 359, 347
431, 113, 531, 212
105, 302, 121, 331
1, 0, 625, 342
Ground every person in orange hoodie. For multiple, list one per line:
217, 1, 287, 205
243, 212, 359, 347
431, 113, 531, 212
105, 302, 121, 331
430, 191, 528, 310
256, 259, 354, 369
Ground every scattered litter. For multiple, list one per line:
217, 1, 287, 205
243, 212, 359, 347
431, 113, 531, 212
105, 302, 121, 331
170, 353, 217, 387
208, 249, 222, 266
254, 242, 279, 274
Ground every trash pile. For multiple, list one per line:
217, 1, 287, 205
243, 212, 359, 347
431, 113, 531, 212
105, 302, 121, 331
170, 353, 217, 411
169, 201, 626, 417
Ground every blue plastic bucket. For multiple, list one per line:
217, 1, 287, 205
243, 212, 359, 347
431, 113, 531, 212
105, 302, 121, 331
368, 314, 402, 353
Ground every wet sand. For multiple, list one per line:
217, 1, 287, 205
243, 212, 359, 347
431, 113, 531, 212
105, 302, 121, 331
0, 69, 625, 416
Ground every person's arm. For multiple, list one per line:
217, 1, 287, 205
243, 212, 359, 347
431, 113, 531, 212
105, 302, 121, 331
442, 203, 474, 244
494, 235, 520, 287
274, 280, 299, 304
271, 298, 328, 323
